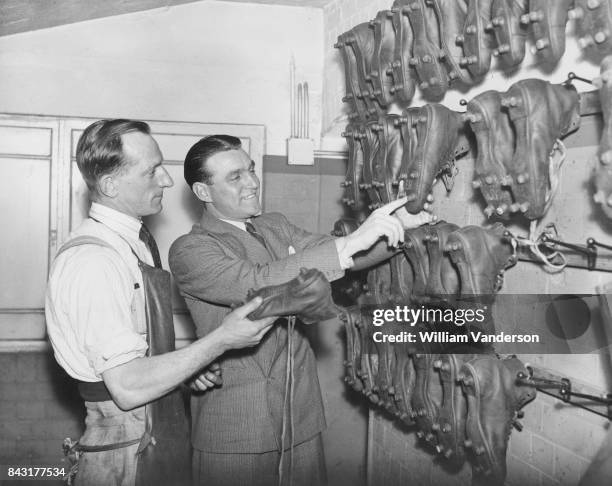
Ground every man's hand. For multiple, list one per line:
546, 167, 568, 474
216, 297, 276, 352
341, 197, 408, 255
394, 206, 437, 229
189, 362, 223, 392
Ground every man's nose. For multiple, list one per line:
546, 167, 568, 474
244, 171, 259, 189
159, 166, 174, 188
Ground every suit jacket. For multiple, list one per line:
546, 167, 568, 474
168, 211, 345, 453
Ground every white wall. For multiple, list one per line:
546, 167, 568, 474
0, 1, 324, 156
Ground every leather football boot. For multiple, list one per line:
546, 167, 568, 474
341, 306, 364, 392
411, 353, 444, 446
246, 268, 341, 324
396, 107, 421, 195
370, 10, 398, 107
391, 343, 417, 424
458, 0, 494, 78
345, 23, 383, 119
390, 0, 417, 104
360, 122, 384, 211
501, 79, 580, 220
428, 0, 476, 86
376, 114, 404, 204
401, 0, 449, 100
423, 221, 461, 301
595, 56, 612, 166
466, 90, 515, 219
433, 352, 478, 463
593, 164, 612, 219
403, 224, 431, 301
574, 0, 612, 55
389, 252, 414, 303
404, 104, 465, 213
356, 305, 380, 404
489, 0, 528, 69
459, 355, 537, 484
341, 124, 368, 215
521, 0, 571, 65
445, 223, 517, 297
336, 33, 370, 121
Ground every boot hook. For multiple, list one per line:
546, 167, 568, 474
565, 72, 593, 86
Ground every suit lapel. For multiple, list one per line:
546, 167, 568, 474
198, 211, 282, 376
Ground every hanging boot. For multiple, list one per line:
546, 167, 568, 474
433, 352, 478, 464
489, 0, 528, 69
371, 10, 398, 108
445, 223, 517, 297
401, 0, 449, 100
391, 344, 417, 424
375, 114, 404, 204
466, 90, 515, 219
403, 224, 431, 301
501, 79, 580, 220
341, 124, 368, 215
423, 221, 461, 302
360, 121, 384, 212
390, 0, 417, 104
341, 307, 364, 392
428, 0, 476, 86
459, 355, 537, 485
574, 0, 612, 55
411, 353, 444, 446
521, 0, 572, 66
246, 268, 341, 324
458, 0, 494, 78
346, 23, 383, 119
335, 32, 370, 121
404, 104, 465, 213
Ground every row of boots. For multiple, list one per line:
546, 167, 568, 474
342, 304, 536, 485
342, 103, 470, 215
336, 0, 610, 115
342, 79, 580, 220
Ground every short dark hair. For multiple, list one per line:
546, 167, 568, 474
76, 119, 151, 193
184, 135, 242, 188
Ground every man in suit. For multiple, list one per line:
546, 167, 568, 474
169, 134, 434, 486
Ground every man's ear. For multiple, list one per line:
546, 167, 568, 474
192, 182, 213, 203
98, 174, 118, 198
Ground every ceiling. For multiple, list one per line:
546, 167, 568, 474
0, 0, 334, 37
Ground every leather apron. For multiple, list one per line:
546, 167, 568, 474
57, 235, 191, 486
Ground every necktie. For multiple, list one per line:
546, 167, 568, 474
139, 223, 162, 268
245, 221, 268, 250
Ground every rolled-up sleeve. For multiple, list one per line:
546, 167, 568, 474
64, 250, 148, 378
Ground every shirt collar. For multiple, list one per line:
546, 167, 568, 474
89, 202, 142, 241
220, 218, 247, 231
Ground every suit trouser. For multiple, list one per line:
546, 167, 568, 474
192, 433, 327, 486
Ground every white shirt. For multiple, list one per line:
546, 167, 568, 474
45, 203, 152, 382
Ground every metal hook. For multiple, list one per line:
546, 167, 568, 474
565, 72, 593, 86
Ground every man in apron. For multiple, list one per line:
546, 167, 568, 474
45, 119, 277, 486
